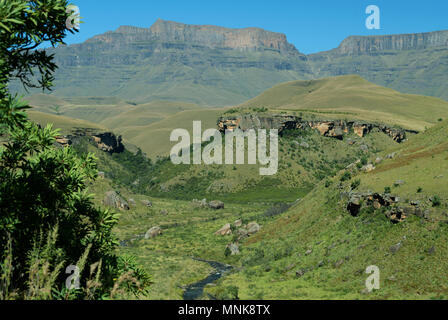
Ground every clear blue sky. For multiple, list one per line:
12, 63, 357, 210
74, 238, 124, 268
65, 0, 448, 54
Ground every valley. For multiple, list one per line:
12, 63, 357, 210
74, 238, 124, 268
3, 11, 448, 301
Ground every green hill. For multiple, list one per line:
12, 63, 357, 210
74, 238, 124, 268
240, 75, 448, 131
207, 119, 448, 299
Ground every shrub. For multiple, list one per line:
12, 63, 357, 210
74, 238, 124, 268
350, 179, 361, 190
384, 186, 392, 194
340, 171, 351, 182
432, 195, 441, 207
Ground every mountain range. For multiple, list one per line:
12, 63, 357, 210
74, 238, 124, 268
10, 19, 448, 105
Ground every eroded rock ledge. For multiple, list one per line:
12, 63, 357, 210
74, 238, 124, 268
55, 128, 124, 154
217, 114, 418, 142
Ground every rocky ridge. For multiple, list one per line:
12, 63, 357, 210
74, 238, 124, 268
217, 114, 418, 142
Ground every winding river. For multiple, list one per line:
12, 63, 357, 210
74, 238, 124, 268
183, 258, 233, 300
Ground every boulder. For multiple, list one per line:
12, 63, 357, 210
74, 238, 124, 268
192, 198, 208, 208
234, 219, 243, 227
390, 242, 402, 254
247, 222, 261, 235
141, 200, 153, 207
145, 226, 162, 239
103, 191, 129, 211
347, 194, 362, 216
215, 223, 232, 236
236, 228, 249, 240
226, 243, 240, 255
208, 200, 224, 210
361, 164, 375, 173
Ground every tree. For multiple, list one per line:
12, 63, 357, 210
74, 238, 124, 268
0, 1, 150, 299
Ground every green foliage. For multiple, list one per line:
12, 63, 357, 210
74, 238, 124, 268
384, 186, 392, 194
432, 195, 441, 207
0, 0, 150, 299
350, 179, 361, 190
340, 171, 351, 182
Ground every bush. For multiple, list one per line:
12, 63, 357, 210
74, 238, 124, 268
384, 186, 392, 194
432, 195, 441, 207
0, 1, 150, 299
350, 179, 361, 190
340, 171, 351, 182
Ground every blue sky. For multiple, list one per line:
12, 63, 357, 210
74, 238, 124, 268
65, 0, 448, 54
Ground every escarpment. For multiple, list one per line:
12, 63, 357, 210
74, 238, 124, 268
55, 128, 125, 154
217, 114, 418, 142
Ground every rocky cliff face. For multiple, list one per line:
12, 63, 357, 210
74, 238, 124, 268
333, 30, 448, 55
55, 129, 125, 154
149, 19, 299, 53
12, 21, 448, 104
217, 114, 418, 142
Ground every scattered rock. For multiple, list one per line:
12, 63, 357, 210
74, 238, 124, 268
247, 222, 261, 235
317, 261, 324, 268
394, 180, 405, 186
375, 157, 383, 164
145, 226, 162, 239
97, 171, 105, 179
295, 268, 307, 278
386, 152, 397, 159
390, 242, 402, 254
305, 249, 312, 256
215, 223, 232, 236
160, 209, 168, 216
427, 246, 435, 255
236, 228, 249, 240
347, 194, 362, 216
226, 243, 240, 255
128, 198, 136, 207
192, 198, 208, 208
103, 191, 129, 211
361, 164, 375, 173
208, 200, 225, 210
141, 200, 153, 207
234, 219, 243, 227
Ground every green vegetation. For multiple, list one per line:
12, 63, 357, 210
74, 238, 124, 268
240, 75, 448, 131
0, 0, 149, 300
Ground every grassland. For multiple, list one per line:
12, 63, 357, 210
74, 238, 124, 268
240, 75, 448, 131
205, 119, 448, 300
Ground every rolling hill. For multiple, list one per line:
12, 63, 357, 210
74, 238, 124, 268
239, 75, 448, 131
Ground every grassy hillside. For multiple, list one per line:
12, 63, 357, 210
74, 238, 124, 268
207, 119, 448, 299
240, 75, 448, 131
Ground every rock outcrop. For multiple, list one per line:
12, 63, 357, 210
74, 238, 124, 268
145, 226, 162, 239
217, 114, 417, 142
55, 129, 125, 154
334, 30, 448, 56
92, 132, 124, 154
344, 191, 429, 223
103, 191, 130, 211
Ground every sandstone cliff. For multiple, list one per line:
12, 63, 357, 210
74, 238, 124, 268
322, 30, 448, 56
217, 114, 418, 142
